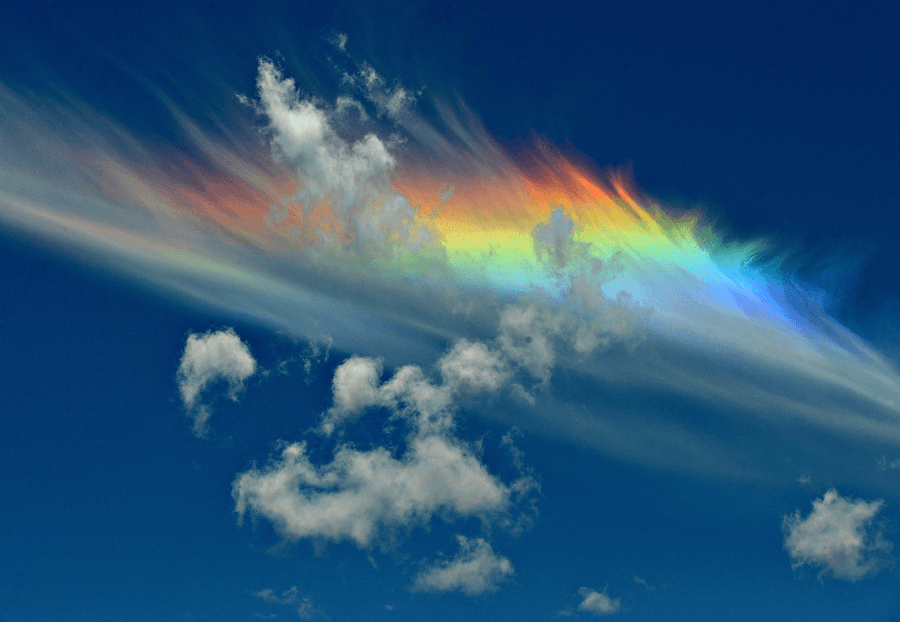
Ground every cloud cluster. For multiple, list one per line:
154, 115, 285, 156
320, 339, 512, 436
498, 294, 647, 387
233, 339, 535, 552
233, 432, 511, 548
412, 535, 514, 595
177, 328, 257, 437
783, 488, 892, 581
253, 59, 430, 255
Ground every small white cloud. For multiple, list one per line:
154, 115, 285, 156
439, 339, 509, 394
576, 587, 622, 616
295, 596, 317, 620
255, 586, 298, 605
320, 355, 383, 435
177, 328, 257, 437
412, 536, 514, 595
783, 488, 892, 581
253, 59, 428, 254
438, 184, 454, 203
301, 335, 332, 383
331, 32, 348, 52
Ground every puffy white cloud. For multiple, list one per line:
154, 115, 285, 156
233, 433, 510, 549
234, 342, 536, 551
321, 338, 512, 436
783, 488, 892, 581
320, 355, 383, 435
253, 59, 428, 253
412, 536, 513, 595
576, 587, 622, 616
177, 328, 257, 437
439, 339, 510, 394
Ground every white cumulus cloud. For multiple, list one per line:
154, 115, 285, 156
320, 355, 383, 435
576, 587, 622, 616
783, 488, 892, 581
233, 342, 536, 551
177, 328, 257, 437
233, 432, 510, 548
253, 59, 428, 254
439, 339, 510, 394
412, 535, 514, 595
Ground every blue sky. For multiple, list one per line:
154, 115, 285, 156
1, 1, 899, 620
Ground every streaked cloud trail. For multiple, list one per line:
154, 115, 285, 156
0, 50, 897, 476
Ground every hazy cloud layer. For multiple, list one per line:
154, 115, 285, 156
177, 328, 257, 436
1, 50, 899, 485
412, 536, 514, 595
783, 489, 892, 581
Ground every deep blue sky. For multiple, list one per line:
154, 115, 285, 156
1, 1, 899, 620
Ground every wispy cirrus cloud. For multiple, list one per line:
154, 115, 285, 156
0, 39, 898, 485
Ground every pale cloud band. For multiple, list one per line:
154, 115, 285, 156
0, 46, 898, 484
